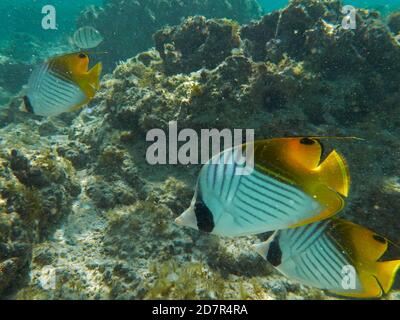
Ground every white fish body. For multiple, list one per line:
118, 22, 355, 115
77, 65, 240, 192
73, 26, 104, 49
25, 62, 86, 117
178, 145, 323, 237
254, 220, 362, 294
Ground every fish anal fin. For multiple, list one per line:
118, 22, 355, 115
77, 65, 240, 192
314, 150, 350, 197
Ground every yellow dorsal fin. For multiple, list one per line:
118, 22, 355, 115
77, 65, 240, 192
330, 219, 400, 297
332, 219, 388, 261
314, 150, 350, 197
286, 137, 323, 169
254, 137, 323, 171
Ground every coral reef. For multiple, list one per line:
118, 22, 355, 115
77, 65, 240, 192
388, 11, 400, 34
0, 121, 80, 295
77, 0, 262, 70
2, 0, 400, 299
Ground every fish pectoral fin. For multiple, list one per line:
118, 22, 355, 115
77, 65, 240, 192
314, 150, 350, 197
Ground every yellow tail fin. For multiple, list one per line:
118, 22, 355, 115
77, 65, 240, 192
315, 150, 350, 197
376, 260, 400, 295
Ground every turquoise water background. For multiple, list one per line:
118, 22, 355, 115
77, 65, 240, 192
0, 0, 102, 42
2, 1, 400, 38
1, 1, 399, 47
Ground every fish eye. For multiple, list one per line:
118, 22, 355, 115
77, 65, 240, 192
78, 53, 87, 59
300, 137, 315, 145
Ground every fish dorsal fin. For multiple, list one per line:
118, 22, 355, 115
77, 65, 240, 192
46, 53, 90, 82
314, 150, 350, 197
254, 137, 323, 172
331, 219, 388, 263
331, 219, 400, 296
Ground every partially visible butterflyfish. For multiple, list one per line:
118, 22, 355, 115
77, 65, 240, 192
254, 218, 400, 298
176, 137, 350, 237
73, 26, 104, 49
23, 52, 102, 117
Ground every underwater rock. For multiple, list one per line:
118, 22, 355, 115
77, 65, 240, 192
388, 11, 400, 34
77, 0, 262, 70
0, 123, 80, 296
154, 16, 241, 75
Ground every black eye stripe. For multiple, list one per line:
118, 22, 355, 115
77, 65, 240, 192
267, 236, 282, 267
194, 199, 215, 233
79, 53, 87, 59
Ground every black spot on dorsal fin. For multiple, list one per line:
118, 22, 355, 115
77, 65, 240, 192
300, 137, 315, 145
373, 234, 387, 244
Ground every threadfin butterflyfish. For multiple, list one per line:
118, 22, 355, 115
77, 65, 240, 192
175, 137, 350, 237
73, 26, 104, 49
23, 52, 102, 117
253, 218, 400, 298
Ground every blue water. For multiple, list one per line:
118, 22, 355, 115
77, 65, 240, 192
2, 0, 399, 46
0, 0, 102, 43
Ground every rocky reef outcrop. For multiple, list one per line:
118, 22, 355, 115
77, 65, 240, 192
2, 0, 400, 299
0, 121, 80, 295
77, 0, 262, 70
